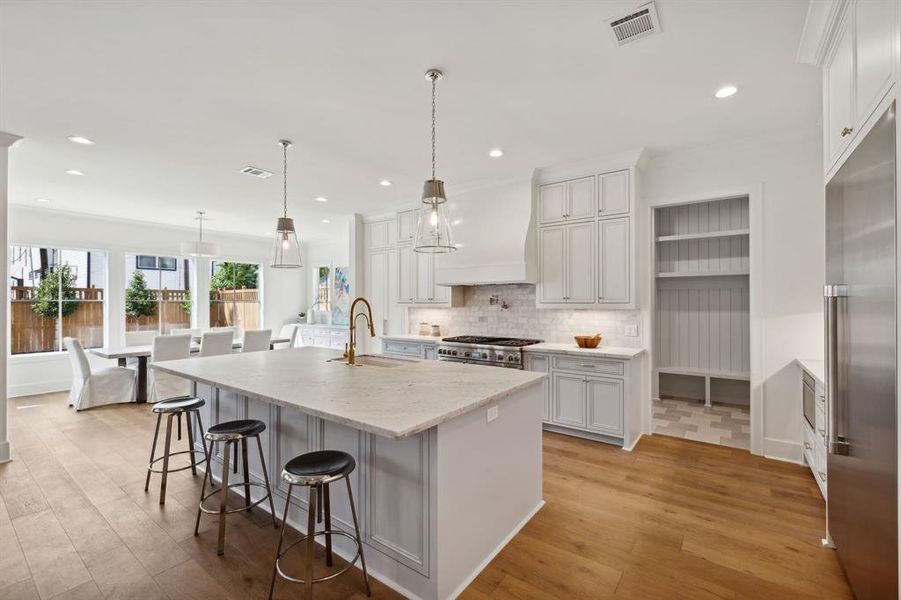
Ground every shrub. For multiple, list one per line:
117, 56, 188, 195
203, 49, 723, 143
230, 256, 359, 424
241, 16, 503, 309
31, 265, 78, 318
125, 271, 157, 318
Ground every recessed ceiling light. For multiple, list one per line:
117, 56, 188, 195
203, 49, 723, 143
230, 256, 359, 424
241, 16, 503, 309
67, 135, 95, 145
714, 85, 738, 99
454, 242, 465, 248
489, 149, 504, 158
321, 219, 330, 223
65, 169, 84, 176
314, 196, 328, 202
379, 179, 392, 187
35, 198, 51, 203
451, 219, 463, 226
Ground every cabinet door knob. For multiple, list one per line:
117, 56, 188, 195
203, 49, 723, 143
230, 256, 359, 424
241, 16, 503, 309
804, 441, 812, 450
818, 428, 826, 438
818, 471, 827, 482
841, 127, 853, 137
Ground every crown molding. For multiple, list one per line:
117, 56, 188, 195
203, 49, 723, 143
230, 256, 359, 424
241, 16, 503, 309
796, 0, 850, 67
0, 131, 23, 148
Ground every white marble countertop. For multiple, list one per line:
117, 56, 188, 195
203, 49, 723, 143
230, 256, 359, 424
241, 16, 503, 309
381, 334, 442, 343
151, 346, 545, 439
795, 358, 825, 385
523, 343, 646, 359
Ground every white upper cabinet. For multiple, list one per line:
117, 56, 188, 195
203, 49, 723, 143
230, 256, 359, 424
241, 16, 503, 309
394, 242, 460, 306
598, 217, 630, 304
821, 0, 898, 172
598, 170, 629, 216
415, 252, 433, 302
397, 209, 417, 244
538, 226, 567, 303
854, 0, 895, 122
825, 16, 855, 163
538, 177, 595, 224
365, 219, 394, 250
565, 222, 596, 303
397, 244, 414, 303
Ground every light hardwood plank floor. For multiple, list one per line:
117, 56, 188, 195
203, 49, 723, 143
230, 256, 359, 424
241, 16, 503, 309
1, 392, 851, 599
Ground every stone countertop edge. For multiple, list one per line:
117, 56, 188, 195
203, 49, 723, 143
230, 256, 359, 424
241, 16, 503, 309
150, 360, 547, 440
523, 344, 647, 359
794, 357, 825, 385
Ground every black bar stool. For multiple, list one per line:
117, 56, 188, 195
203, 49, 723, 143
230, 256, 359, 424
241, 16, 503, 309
144, 395, 210, 504
194, 419, 277, 555
268, 450, 370, 600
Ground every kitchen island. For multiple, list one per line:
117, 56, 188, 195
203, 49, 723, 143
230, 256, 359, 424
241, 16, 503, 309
151, 346, 546, 600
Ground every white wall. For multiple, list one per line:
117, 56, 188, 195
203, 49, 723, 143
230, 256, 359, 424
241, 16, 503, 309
640, 127, 824, 462
8, 206, 306, 397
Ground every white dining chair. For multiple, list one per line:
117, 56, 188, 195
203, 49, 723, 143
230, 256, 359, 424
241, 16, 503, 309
199, 330, 235, 357
210, 326, 236, 339
148, 334, 192, 403
171, 328, 202, 340
125, 330, 158, 347
65, 337, 136, 411
242, 329, 272, 353
275, 324, 299, 349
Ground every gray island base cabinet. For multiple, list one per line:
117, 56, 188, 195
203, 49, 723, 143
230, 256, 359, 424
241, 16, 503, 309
152, 347, 544, 600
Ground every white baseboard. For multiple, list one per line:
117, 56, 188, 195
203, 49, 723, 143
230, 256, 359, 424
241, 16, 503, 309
446, 500, 546, 600
764, 436, 804, 464
8, 380, 71, 398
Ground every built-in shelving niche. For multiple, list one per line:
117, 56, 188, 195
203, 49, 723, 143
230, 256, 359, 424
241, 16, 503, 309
653, 197, 751, 410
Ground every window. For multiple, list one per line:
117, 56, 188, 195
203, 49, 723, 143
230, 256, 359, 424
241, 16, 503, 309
136, 255, 177, 271
125, 254, 194, 334
316, 266, 330, 312
210, 261, 260, 336
9, 246, 107, 354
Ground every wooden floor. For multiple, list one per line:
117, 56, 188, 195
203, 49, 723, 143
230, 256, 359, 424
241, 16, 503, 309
1, 393, 851, 599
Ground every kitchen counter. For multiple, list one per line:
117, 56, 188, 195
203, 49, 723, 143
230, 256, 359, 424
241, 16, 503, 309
524, 343, 646, 359
380, 334, 441, 344
153, 346, 543, 440
795, 357, 825, 384
151, 345, 544, 599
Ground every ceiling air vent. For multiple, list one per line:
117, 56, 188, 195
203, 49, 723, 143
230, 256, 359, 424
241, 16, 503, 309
240, 165, 273, 179
607, 2, 661, 46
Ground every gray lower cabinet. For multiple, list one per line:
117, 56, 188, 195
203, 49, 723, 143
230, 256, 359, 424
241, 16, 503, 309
586, 376, 623, 436
552, 372, 587, 428
382, 339, 438, 360
524, 354, 550, 421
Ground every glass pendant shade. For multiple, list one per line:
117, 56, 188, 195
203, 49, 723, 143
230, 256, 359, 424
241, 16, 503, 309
413, 179, 455, 253
270, 216, 303, 268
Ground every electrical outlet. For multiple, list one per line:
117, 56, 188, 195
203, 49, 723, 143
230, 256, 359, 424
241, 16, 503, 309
625, 324, 639, 337
487, 405, 499, 423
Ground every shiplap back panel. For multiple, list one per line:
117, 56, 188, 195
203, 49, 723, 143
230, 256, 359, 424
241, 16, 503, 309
654, 196, 750, 376
655, 277, 750, 374
656, 197, 750, 275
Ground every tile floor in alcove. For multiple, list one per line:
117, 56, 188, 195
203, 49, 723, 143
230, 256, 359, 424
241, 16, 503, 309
652, 396, 751, 450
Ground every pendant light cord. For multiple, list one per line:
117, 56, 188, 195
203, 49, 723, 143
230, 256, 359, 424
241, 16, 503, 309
431, 74, 437, 180
282, 142, 289, 219
198, 211, 203, 242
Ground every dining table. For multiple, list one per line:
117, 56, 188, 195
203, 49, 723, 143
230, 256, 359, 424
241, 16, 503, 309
89, 335, 292, 402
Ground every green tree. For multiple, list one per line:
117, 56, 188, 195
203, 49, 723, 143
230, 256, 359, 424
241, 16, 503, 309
210, 262, 258, 291
125, 271, 157, 318
31, 265, 78, 318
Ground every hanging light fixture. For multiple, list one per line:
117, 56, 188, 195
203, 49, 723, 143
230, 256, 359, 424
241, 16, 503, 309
413, 68, 456, 253
270, 139, 303, 268
180, 210, 220, 257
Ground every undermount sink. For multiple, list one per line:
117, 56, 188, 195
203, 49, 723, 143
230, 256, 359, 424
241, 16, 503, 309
327, 354, 410, 368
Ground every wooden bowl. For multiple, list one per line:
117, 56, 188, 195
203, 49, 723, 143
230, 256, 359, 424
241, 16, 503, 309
574, 334, 602, 349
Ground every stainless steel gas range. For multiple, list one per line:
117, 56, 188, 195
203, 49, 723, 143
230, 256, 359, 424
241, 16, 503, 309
436, 336, 542, 369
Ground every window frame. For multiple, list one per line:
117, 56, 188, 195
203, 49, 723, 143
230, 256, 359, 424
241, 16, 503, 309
125, 253, 196, 335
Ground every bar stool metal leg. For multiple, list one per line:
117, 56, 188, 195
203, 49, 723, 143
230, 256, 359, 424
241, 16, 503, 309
185, 411, 197, 477
346, 477, 371, 597
159, 414, 174, 504
305, 485, 317, 600
195, 412, 214, 489
268, 484, 293, 600
241, 437, 251, 511
217, 441, 231, 556
144, 412, 163, 492
255, 434, 278, 528
323, 483, 333, 567
194, 437, 213, 536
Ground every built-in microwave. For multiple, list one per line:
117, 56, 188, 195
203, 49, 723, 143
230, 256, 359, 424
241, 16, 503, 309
802, 371, 816, 430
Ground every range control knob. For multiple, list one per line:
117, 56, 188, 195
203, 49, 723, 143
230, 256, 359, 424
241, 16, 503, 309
463, 352, 471, 358
451, 350, 458, 356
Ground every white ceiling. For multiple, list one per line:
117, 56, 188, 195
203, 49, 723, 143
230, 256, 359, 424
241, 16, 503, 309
0, 0, 819, 242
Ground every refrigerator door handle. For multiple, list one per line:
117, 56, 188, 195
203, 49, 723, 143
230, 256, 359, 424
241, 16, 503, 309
824, 284, 850, 456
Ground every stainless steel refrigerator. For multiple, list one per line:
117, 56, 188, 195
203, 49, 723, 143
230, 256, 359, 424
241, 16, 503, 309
825, 103, 898, 599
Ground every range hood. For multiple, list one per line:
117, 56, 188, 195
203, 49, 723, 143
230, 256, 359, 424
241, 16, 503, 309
434, 176, 537, 286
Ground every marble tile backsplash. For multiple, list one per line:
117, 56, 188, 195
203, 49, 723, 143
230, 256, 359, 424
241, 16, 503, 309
407, 284, 643, 347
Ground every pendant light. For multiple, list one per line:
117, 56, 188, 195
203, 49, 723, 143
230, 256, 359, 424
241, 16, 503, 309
270, 139, 303, 268
180, 210, 220, 257
413, 68, 456, 254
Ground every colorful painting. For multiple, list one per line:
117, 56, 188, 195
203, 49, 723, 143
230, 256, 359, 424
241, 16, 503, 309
332, 266, 350, 325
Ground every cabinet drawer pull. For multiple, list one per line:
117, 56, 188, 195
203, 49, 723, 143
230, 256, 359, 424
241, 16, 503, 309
804, 441, 812, 450
578, 363, 596, 368
818, 428, 826, 439
841, 127, 853, 137
817, 394, 825, 404
818, 471, 827, 482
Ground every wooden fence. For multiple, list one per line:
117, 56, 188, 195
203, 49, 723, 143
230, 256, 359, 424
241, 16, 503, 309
10, 286, 104, 354
10, 287, 261, 354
